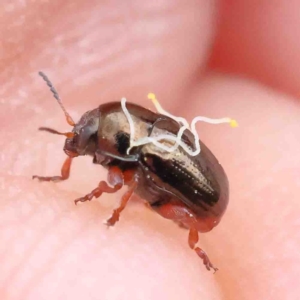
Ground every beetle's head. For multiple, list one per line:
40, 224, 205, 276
63, 109, 99, 157
38, 72, 100, 158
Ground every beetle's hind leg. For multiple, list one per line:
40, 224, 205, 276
33, 156, 72, 182
151, 201, 218, 272
188, 228, 218, 273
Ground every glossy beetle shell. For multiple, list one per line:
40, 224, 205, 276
80, 101, 229, 232
35, 72, 230, 271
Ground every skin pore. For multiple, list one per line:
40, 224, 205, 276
1, 1, 300, 299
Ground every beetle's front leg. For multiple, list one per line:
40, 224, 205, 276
32, 156, 72, 182
74, 166, 124, 205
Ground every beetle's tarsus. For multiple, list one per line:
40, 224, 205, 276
104, 218, 117, 227
32, 175, 63, 182
72, 168, 125, 206
32, 157, 72, 183
194, 247, 217, 273
74, 197, 90, 205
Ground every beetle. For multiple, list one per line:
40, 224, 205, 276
33, 72, 232, 272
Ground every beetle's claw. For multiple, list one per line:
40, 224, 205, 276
104, 218, 115, 227
103, 220, 114, 228
205, 262, 218, 273
32, 175, 63, 182
32, 175, 45, 181
74, 198, 85, 205
74, 194, 94, 205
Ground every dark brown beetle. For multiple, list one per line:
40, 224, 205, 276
33, 72, 231, 272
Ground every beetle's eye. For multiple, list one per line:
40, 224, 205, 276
72, 133, 79, 144
63, 133, 79, 157
75, 126, 95, 150
65, 134, 76, 147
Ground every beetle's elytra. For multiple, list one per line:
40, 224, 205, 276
33, 72, 235, 272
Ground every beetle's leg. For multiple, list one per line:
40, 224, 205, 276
105, 180, 137, 226
105, 169, 138, 226
74, 166, 124, 205
188, 228, 218, 273
32, 156, 72, 182
151, 201, 218, 272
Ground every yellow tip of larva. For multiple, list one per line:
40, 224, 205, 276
229, 119, 238, 128
147, 93, 156, 100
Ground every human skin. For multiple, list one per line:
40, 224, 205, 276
1, 0, 300, 299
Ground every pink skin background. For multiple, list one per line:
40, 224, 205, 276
0, 0, 300, 299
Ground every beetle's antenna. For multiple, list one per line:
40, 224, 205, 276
38, 127, 75, 138
39, 71, 75, 126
